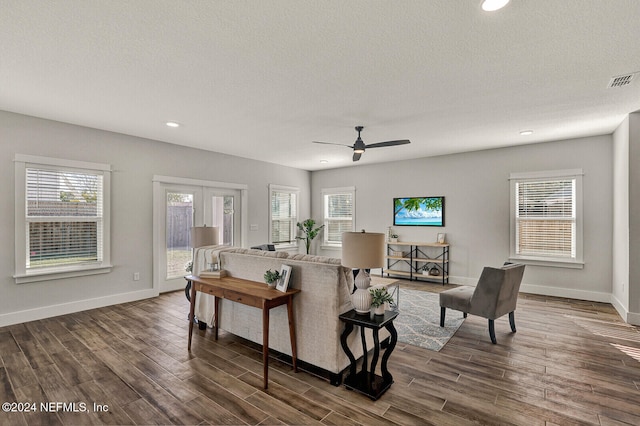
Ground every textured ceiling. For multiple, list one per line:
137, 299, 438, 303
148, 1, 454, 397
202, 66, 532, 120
1, 0, 639, 171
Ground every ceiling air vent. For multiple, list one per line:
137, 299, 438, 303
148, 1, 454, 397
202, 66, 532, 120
608, 73, 637, 88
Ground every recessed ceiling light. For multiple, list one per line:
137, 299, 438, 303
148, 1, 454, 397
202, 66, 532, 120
165, 121, 180, 128
319, 160, 329, 164
520, 130, 534, 136
481, 0, 510, 12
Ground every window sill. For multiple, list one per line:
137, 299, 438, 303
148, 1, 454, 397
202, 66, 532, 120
321, 244, 342, 250
273, 243, 298, 251
14, 264, 112, 284
508, 256, 584, 269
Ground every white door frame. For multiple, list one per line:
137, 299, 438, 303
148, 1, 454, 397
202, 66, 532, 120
152, 175, 248, 293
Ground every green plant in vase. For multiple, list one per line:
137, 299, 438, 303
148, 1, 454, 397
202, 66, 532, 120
296, 219, 325, 254
370, 287, 395, 315
263, 269, 281, 288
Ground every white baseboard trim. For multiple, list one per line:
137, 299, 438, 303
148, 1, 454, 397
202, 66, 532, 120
449, 275, 476, 286
610, 294, 630, 322
452, 277, 640, 324
160, 281, 188, 293
611, 296, 640, 325
610, 295, 640, 325
450, 276, 611, 303
0, 288, 159, 327
627, 311, 640, 326
519, 283, 611, 303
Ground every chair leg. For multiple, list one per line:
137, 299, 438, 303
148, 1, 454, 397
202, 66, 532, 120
440, 307, 446, 327
509, 311, 516, 332
488, 319, 497, 344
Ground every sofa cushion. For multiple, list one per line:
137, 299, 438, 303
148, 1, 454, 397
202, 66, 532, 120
289, 253, 342, 265
261, 250, 289, 258
439, 286, 474, 313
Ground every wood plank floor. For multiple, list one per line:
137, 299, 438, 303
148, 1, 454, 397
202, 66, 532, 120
1, 280, 640, 425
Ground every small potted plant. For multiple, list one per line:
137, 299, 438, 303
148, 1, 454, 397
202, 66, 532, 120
370, 287, 395, 315
263, 269, 281, 288
389, 233, 399, 243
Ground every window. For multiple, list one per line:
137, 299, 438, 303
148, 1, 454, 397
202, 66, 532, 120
322, 187, 355, 247
269, 184, 298, 248
509, 169, 583, 268
14, 155, 111, 283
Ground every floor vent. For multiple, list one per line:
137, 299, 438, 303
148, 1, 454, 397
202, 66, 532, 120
608, 73, 637, 88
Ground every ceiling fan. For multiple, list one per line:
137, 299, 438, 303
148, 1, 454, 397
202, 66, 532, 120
313, 126, 410, 162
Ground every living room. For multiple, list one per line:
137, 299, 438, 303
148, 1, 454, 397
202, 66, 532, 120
1, 0, 639, 327
2, 1, 640, 424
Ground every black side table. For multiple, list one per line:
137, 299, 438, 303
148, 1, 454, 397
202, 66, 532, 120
339, 309, 398, 400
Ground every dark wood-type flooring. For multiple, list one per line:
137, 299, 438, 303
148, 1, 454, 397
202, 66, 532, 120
1, 280, 640, 425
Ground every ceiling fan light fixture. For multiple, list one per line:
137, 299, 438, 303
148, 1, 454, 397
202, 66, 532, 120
311, 126, 410, 162
481, 0, 510, 12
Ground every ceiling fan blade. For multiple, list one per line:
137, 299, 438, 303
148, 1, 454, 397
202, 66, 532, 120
365, 139, 411, 149
352, 152, 362, 162
312, 141, 353, 148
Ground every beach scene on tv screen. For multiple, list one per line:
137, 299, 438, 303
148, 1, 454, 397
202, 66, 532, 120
394, 197, 443, 226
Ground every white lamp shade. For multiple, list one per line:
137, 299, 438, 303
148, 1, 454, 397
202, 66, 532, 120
191, 226, 219, 248
341, 232, 385, 269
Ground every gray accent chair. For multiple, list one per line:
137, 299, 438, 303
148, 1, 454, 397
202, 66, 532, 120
439, 263, 525, 344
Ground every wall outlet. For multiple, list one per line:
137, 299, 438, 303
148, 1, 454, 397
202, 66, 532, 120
133, 272, 140, 281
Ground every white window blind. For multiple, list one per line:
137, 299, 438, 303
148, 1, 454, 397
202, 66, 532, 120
15, 154, 111, 283
510, 170, 583, 268
516, 179, 575, 258
323, 187, 355, 246
270, 186, 298, 245
26, 167, 104, 269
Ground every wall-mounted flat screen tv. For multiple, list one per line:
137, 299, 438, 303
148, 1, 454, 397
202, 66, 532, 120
393, 197, 445, 226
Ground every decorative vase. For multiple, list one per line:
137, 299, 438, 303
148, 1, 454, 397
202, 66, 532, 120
373, 305, 385, 316
266, 280, 277, 288
351, 269, 372, 314
429, 267, 440, 276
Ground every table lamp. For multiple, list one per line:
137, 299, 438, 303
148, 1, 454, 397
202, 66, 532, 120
191, 225, 219, 269
341, 231, 385, 314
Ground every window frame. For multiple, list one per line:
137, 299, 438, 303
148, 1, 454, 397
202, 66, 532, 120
268, 184, 299, 249
321, 186, 356, 249
14, 154, 112, 283
509, 169, 584, 269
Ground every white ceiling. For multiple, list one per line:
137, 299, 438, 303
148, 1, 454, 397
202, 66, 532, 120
2, 1, 639, 171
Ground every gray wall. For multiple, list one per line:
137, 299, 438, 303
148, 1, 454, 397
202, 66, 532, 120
612, 117, 630, 313
312, 135, 614, 302
2, 109, 632, 325
629, 112, 640, 319
0, 110, 310, 325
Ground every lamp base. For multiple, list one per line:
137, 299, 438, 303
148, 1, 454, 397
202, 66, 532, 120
351, 269, 372, 314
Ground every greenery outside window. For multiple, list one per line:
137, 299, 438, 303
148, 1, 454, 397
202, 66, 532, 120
14, 155, 112, 283
269, 184, 299, 248
322, 187, 355, 248
509, 169, 583, 268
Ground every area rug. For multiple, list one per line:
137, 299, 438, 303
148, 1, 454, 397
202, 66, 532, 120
393, 288, 465, 351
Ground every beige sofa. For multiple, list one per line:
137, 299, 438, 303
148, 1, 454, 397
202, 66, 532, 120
192, 246, 391, 383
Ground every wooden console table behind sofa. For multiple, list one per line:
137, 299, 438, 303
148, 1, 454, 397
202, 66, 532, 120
186, 275, 300, 389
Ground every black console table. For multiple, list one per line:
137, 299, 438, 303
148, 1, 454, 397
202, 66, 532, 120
339, 309, 398, 400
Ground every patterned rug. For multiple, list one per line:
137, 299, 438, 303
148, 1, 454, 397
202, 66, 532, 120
393, 288, 465, 351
